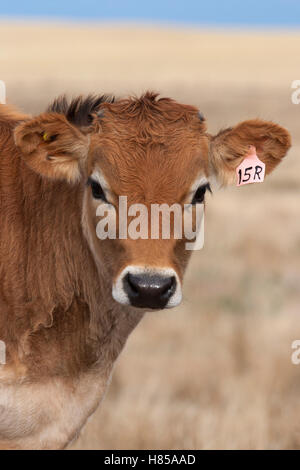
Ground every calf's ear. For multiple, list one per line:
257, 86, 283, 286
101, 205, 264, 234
14, 112, 90, 183
209, 119, 291, 186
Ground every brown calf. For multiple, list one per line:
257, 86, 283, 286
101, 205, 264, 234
0, 92, 291, 449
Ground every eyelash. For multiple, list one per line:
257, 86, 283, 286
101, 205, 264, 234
87, 179, 211, 204
191, 183, 212, 204
87, 178, 107, 201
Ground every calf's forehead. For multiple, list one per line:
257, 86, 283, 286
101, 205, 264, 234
89, 109, 209, 201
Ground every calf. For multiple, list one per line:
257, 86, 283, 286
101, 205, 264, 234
0, 92, 291, 449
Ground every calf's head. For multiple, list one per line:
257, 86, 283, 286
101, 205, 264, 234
14, 93, 291, 310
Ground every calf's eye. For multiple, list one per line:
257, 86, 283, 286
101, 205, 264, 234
191, 183, 211, 204
87, 178, 107, 201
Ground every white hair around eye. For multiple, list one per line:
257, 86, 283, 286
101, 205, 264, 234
90, 169, 111, 192
89, 169, 115, 205
190, 175, 209, 193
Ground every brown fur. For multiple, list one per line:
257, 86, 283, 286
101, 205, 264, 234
210, 119, 291, 185
0, 92, 291, 449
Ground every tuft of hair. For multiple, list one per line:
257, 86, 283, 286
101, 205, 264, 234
47, 94, 115, 127
104, 91, 200, 124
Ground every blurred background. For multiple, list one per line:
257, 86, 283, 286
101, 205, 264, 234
1, 0, 300, 450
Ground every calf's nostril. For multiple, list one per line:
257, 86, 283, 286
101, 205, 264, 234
123, 272, 177, 309
126, 273, 139, 296
161, 276, 175, 296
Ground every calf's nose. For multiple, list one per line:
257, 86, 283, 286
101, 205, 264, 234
123, 272, 177, 309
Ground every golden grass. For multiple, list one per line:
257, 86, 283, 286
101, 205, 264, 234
1, 21, 300, 449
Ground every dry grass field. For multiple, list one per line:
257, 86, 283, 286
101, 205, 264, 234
1, 21, 300, 449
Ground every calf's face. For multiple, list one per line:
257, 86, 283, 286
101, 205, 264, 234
15, 93, 291, 311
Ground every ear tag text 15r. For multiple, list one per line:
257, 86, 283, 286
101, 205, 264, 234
236, 145, 265, 187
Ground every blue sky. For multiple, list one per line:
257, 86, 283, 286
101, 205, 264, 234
1, 0, 300, 26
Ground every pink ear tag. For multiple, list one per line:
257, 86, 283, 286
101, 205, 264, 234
236, 145, 265, 187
